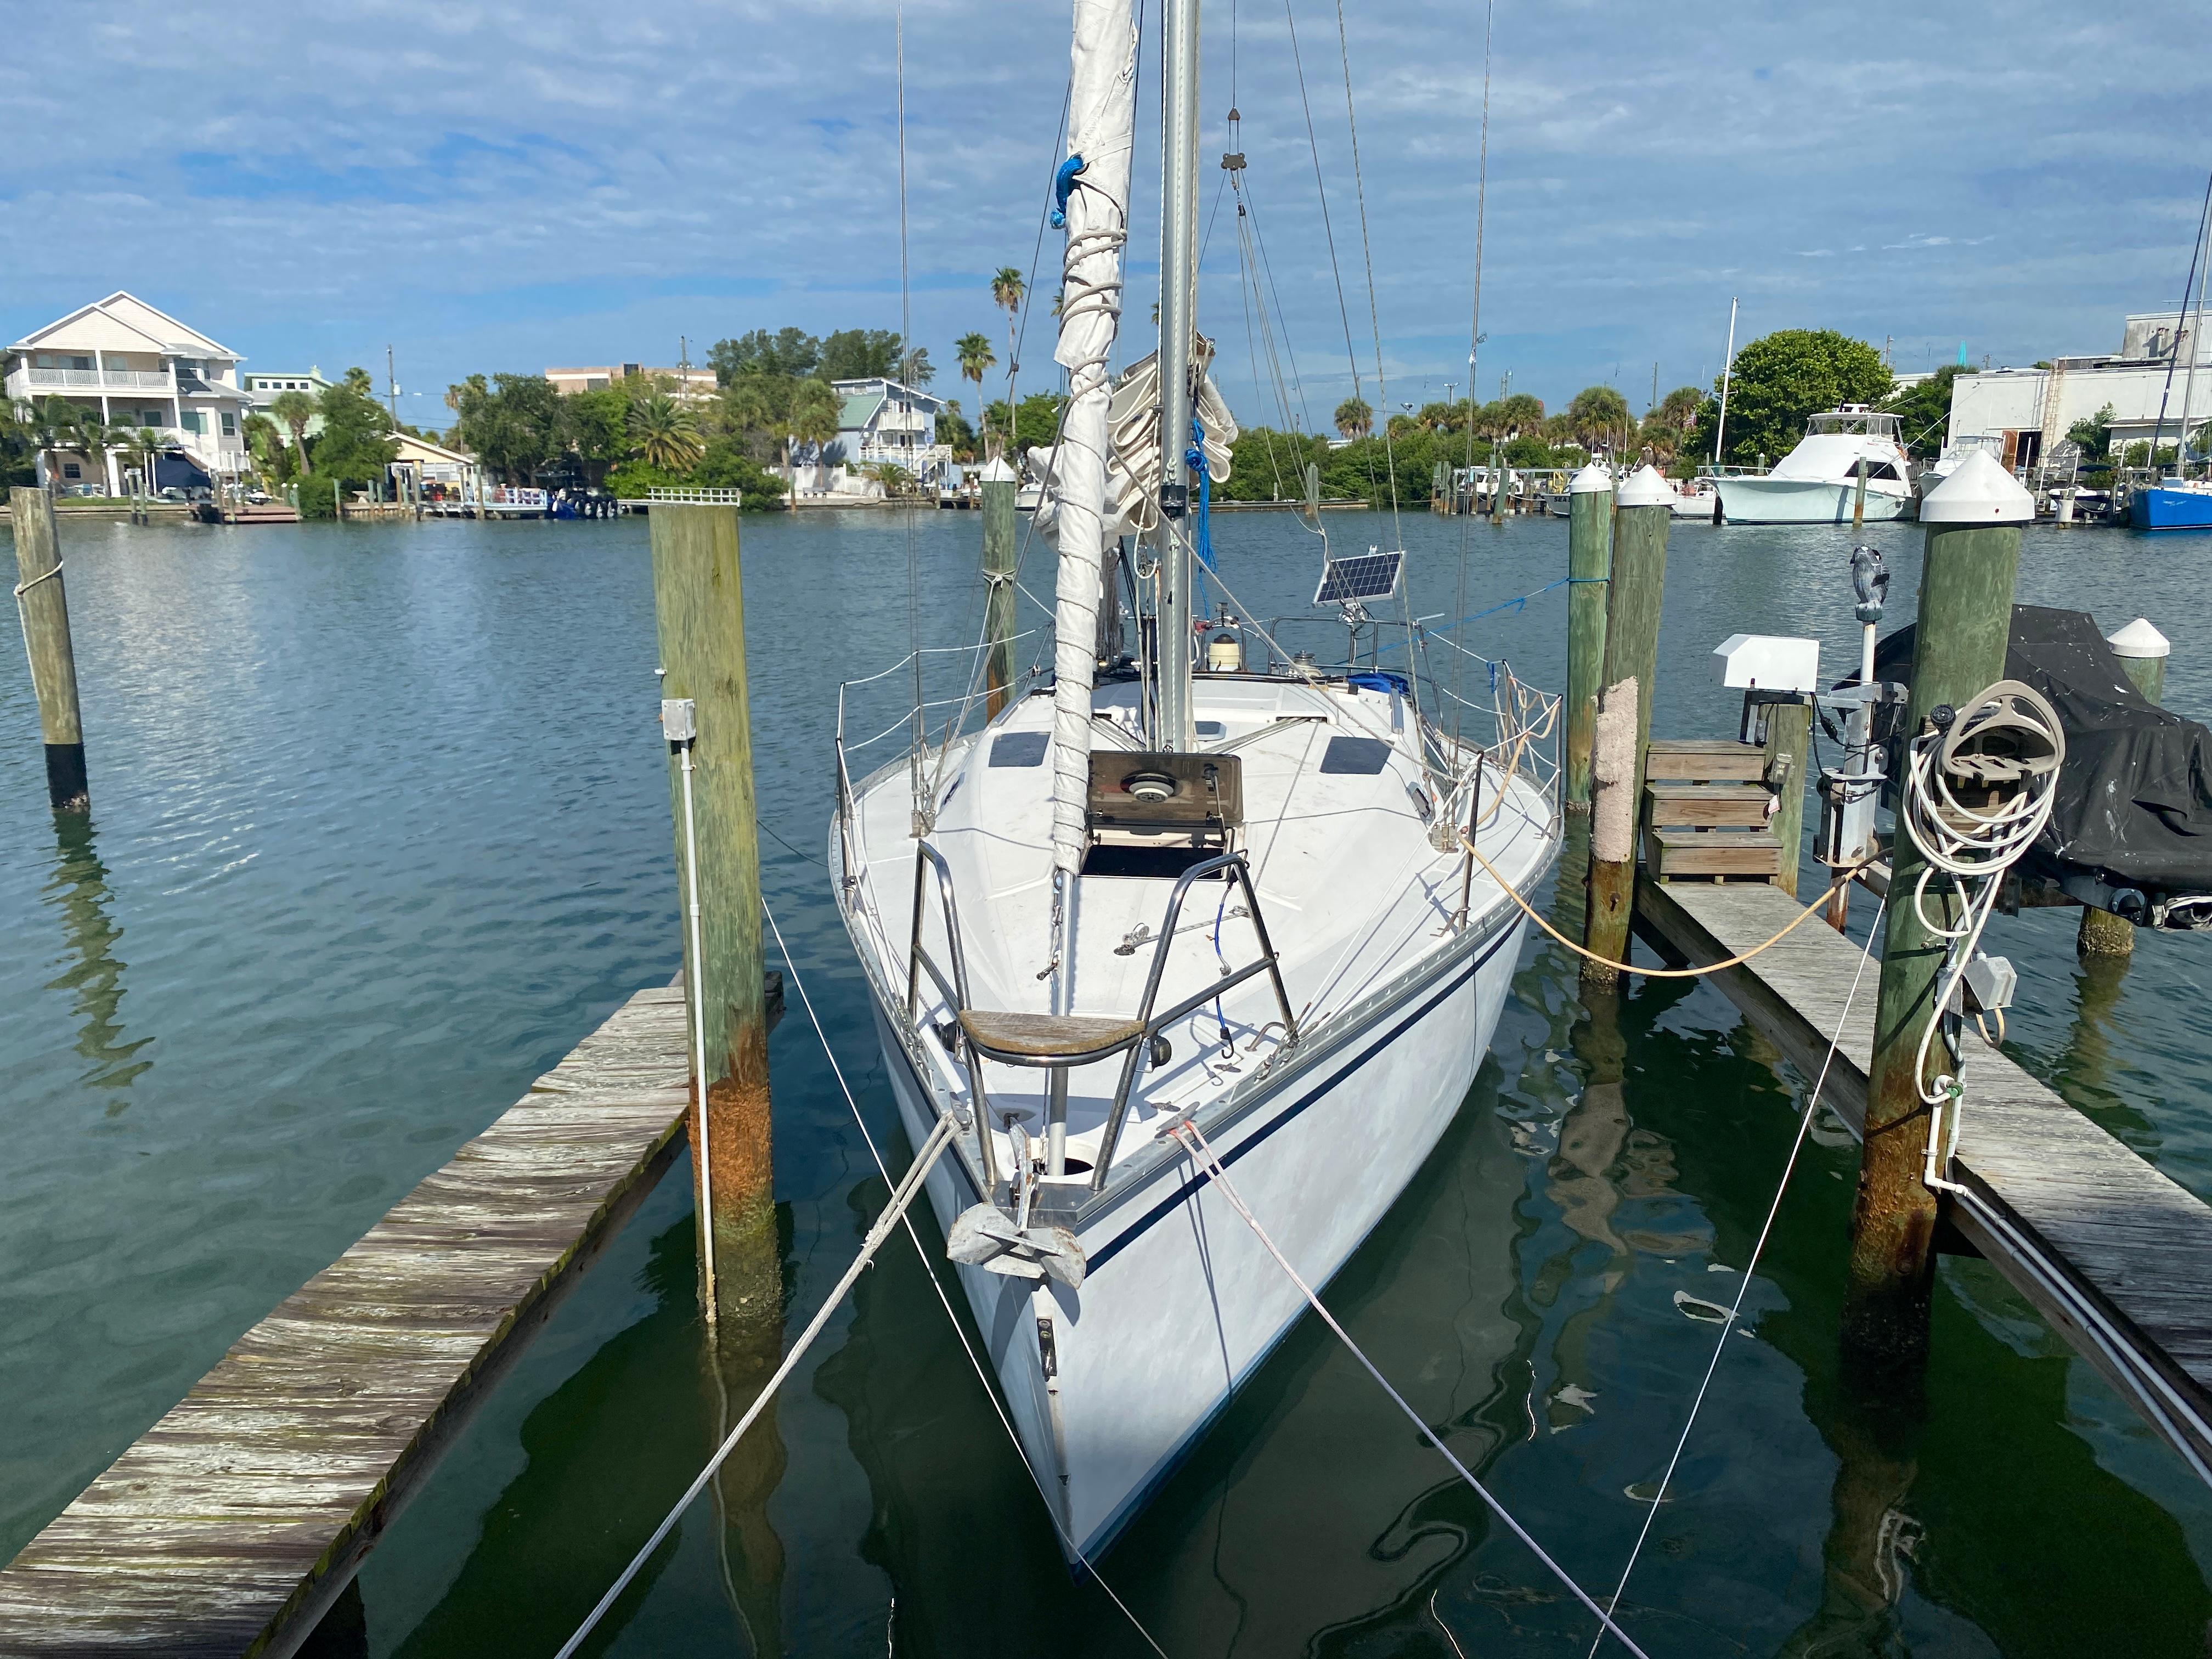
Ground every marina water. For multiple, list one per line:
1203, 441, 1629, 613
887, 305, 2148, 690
4, 509, 2211, 1654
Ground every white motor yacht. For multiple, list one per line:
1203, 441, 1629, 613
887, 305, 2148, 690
1713, 405, 1915, 523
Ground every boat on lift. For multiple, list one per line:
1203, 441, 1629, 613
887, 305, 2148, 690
830, 0, 1561, 1562
1713, 405, 1915, 523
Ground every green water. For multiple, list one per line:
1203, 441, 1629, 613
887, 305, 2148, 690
4, 510, 2210, 1656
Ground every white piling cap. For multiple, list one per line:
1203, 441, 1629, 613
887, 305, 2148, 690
1569, 462, 1613, 494
1918, 449, 2034, 524
2108, 617, 2171, 659
1615, 464, 1674, 509
979, 456, 1018, 482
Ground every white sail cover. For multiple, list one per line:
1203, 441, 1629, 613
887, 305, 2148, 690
1048, 0, 1137, 877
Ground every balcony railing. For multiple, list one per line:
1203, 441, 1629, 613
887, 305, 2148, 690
10, 366, 174, 394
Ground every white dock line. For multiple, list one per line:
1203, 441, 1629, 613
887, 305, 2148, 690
554, 1108, 959, 1659
1169, 1116, 1655, 1659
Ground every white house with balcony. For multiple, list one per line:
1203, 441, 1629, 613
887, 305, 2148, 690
6, 292, 252, 493
832, 377, 948, 471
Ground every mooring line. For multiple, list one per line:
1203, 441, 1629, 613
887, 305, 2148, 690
760, 898, 1175, 1658
1584, 895, 1886, 1655
552, 1110, 958, 1658
1170, 1118, 1654, 1659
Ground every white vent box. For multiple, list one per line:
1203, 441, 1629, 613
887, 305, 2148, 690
1712, 633, 1820, 693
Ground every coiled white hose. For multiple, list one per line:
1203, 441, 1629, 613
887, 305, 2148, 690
1897, 681, 2064, 1184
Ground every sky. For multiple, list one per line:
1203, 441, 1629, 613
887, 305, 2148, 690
7, 0, 2210, 430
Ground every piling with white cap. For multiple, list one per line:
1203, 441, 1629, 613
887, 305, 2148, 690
2079, 617, 2172, 959
1563, 462, 1615, 809
1850, 449, 2034, 1362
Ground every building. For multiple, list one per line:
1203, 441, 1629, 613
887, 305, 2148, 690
243, 368, 335, 441
1944, 309, 2212, 472
5, 291, 252, 492
391, 431, 475, 490
832, 377, 947, 470
545, 364, 713, 403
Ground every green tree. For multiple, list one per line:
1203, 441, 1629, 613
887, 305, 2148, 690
709, 328, 820, 384
2065, 403, 2115, 462
1881, 362, 1971, 458
983, 390, 1068, 455
1700, 329, 1892, 467
818, 329, 904, 381
0, 402, 38, 488
308, 372, 400, 495
627, 392, 704, 472
1567, 385, 1633, 457
239, 415, 284, 483
785, 378, 842, 509
268, 389, 318, 460
1334, 397, 1372, 439
562, 386, 632, 485
446, 373, 562, 484
936, 398, 979, 461
1640, 386, 1705, 465
124, 425, 171, 492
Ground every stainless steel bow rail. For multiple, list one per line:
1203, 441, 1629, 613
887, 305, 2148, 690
905, 844, 1299, 1195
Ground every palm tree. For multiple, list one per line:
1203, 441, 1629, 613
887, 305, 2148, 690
955, 332, 997, 456
269, 389, 318, 461
992, 266, 1025, 435
1567, 385, 1632, 459
785, 379, 842, 510
627, 392, 704, 472
124, 425, 168, 495
1333, 397, 1373, 441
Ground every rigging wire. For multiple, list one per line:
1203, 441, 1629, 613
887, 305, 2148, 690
898, 0, 926, 833
1585, 896, 1889, 1655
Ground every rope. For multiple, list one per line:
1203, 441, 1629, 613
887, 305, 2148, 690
552, 1111, 960, 1658
12, 557, 63, 687
1169, 1119, 1653, 1659
1586, 894, 1887, 1655
760, 899, 1175, 1657
1455, 827, 1867, 979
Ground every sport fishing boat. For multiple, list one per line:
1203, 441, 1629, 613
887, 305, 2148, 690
830, 0, 1561, 1562
1713, 405, 1915, 523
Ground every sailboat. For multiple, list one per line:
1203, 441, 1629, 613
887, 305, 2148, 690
831, 0, 1562, 1560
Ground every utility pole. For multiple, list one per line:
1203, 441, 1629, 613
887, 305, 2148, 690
679, 335, 691, 398
386, 345, 398, 426
1845, 452, 2032, 1366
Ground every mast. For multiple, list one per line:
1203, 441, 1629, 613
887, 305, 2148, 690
1712, 296, 1737, 468
1154, 0, 1201, 751
1047, 0, 1137, 881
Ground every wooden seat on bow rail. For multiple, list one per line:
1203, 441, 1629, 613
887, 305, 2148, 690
958, 1011, 1146, 1068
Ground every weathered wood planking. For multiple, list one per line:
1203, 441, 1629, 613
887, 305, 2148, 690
1634, 876, 2212, 1480
0, 984, 693, 1658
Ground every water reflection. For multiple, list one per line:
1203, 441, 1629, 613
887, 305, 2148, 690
41, 814, 151, 1103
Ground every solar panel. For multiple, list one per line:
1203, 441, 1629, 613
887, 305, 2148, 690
1314, 549, 1403, 606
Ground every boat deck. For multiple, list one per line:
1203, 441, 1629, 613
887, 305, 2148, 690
1634, 874, 2212, 1480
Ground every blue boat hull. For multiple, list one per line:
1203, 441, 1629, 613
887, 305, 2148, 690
2131, 486, 2212, 531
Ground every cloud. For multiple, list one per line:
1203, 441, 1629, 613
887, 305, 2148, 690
0, 0, 2204, 411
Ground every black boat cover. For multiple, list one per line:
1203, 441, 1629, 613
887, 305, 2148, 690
1871, 606, 2212, 902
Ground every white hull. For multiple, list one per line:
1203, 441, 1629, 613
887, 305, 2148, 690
833, 668, 1559, 1560
1714, 476, 1914, 524
866, 903, 1529, 1558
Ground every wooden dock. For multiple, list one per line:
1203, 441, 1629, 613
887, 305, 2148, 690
0, 981, 703, 1657
1634, 875, 2212, 1481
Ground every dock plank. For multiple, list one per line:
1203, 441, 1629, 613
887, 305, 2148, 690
0, 983, 695, 1657
1635, 875, 2212, 1481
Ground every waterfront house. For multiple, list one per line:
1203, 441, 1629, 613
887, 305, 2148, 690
831, 376, 948, 471
545, 364, 714, 404
1943, 308, 2212, 473
5, 292, 251, 493
244, 368, 335, 443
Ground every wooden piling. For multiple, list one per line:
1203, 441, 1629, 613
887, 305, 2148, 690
1562, 465, 1613, 810
1846, 454, 2030, 1363
1762, 699, 1812, 897
1582, 677, 1638, 988
650, 503, 775, 1325
981, 465, 1019, 719
9, 487, 89, 813
1604, 467, 1674, 804
2080, 618, 2171, 958
1852, 455, 1868, 532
